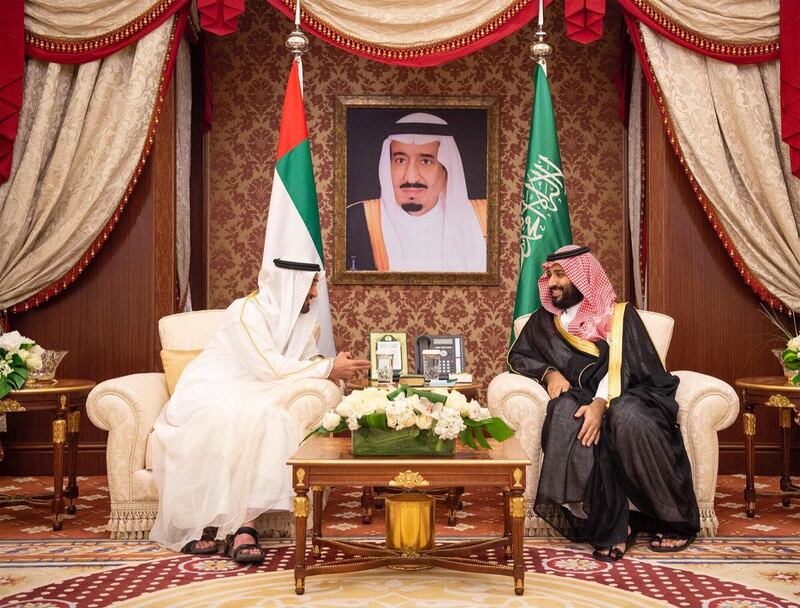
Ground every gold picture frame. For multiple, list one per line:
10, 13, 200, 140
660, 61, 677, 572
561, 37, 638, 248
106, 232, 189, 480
333, 95, 500, 286
369, 332, 409, 380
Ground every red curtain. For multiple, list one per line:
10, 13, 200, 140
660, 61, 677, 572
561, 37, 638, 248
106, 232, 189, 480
565, 0, 606, 44
0, 0, 24, 184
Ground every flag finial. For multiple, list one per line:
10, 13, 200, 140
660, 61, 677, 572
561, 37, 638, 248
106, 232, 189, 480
285, 1, 309, 57
529, 0, 552, 69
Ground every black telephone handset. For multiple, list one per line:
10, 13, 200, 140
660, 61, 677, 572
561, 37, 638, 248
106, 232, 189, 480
414, 335, 466, 378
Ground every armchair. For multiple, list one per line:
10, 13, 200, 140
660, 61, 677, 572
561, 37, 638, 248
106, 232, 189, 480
487, 309, 738, 537
86, 309, 341, 539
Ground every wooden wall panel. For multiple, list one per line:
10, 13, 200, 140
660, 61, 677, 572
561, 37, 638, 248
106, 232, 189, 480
2, 81, 179, 476
645, 93, 799, 476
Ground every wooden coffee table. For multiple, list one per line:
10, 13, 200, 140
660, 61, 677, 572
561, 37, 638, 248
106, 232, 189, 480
287, 436, 530, 596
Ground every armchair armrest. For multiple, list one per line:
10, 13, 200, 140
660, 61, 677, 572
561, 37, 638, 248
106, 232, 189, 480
275, 378, 343, 432
86, 373, 169, 502
673, 370, 738, 510
487, 372, 549, 495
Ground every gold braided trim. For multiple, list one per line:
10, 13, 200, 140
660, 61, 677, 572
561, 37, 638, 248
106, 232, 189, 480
285, 0, 532, 60
607, 303, 627, 403
553, 316, 600, 357
25, 0, 183, 54
630, 0, 779, 57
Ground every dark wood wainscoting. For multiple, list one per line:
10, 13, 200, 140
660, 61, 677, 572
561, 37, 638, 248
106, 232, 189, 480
645, 92, 799, 476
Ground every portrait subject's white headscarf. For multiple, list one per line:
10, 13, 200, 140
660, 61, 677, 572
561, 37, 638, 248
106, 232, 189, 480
378, 113, 486, 272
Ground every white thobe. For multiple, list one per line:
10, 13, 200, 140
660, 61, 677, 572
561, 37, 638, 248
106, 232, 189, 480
149, 294, 332, 551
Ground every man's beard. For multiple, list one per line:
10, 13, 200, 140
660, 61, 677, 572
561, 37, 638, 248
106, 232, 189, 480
551, 283, 584, 309
399, 182, 426, 213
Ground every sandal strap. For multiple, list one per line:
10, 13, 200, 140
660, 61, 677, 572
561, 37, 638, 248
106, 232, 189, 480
234, 526, 260, 541
232, 543, 265, 557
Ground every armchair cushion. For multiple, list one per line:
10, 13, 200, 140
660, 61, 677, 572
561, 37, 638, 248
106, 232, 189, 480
159, 349, 202, 395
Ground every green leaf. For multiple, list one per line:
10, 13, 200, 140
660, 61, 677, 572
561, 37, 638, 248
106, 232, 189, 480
19, 343, 34, 351
8, 371, 25, 389
10, 353, 23, 367
459, 428, 477, 449
362, 411, 389, 431
473, 427, 491, 449
387, 386, 406, 400
301, 420, 348, 443
481, 417, 515, 442
410, 388, 448, 404
0, 377, 10, 399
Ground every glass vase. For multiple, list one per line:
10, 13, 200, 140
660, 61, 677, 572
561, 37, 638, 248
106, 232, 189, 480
351, 427, 455, 456
771, 348, 798, 382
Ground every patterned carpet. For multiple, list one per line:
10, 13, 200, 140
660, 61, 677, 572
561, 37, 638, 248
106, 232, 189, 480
1, 475, 799, 606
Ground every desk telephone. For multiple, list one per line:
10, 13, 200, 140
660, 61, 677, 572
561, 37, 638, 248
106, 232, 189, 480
414, 335, 466, 379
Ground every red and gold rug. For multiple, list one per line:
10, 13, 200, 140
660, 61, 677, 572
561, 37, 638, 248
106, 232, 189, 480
1, 474, 799, 606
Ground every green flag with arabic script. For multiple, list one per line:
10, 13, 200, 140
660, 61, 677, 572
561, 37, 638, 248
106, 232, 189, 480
511, 63, 573, 343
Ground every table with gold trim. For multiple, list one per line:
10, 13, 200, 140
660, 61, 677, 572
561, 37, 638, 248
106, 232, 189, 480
0, 379, 96, 530
287, 435, 530, 596
734, 376, 800, 517
347, 377, 481, 399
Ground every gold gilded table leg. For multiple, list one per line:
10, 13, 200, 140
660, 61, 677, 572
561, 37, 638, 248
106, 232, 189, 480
778, 408, 795, 507
312, 486, 322, 559
66, 405, 80, 514
509, 492, 525, 596
294, 490, 309, 595
742, 401, 757, 518
52, 416, 66, 531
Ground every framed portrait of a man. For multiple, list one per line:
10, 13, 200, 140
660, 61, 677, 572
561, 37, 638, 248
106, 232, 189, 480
333, 96, 500, 285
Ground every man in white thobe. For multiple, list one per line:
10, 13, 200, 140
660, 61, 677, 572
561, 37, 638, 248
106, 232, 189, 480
149, 257, 369, 562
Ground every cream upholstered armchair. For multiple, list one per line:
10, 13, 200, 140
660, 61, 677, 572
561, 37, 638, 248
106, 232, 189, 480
488, 309, 738, 538
86, 309, 341, 539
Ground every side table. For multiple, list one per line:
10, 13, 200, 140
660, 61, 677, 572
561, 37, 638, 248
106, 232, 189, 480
0, 379, 96, 530
347, 377, 481, 400
734, 376, 800, 517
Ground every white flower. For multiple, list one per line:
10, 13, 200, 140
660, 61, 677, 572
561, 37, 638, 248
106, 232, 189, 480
0, 360, 11, 376
464, 400, 491, 422
416, 413, 433, 430
433, 407, 466, 440
26, 355, 43, 371
385, 400, 416, 430
16, 349, 30, 362
346, 415, 361, 431
30, 344, 44, 357
445, 390, 469, 416
321, 411, 341, 431
0, 331, 30, 352
336, 401, 355, 419
788, 336, 800, 352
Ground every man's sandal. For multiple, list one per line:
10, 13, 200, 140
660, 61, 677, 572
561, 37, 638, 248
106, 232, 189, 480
225, 526, 266, 564
592, 530, 637, 563
649, 533, 696, 553
181, 526, 219, 555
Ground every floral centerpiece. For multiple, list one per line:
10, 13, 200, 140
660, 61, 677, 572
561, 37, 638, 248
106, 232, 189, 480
306, 385, 514, 456
0, 331, 44, 398
761, 305, 800, 384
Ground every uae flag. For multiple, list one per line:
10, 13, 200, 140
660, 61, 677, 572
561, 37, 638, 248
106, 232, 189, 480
263, 58, 335, 355
511, 62, 573, 343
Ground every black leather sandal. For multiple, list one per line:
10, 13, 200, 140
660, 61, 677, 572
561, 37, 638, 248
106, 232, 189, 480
225, 526, 266, 564
649, 533, 696, 553
181, 526, 219, 555
592, 530, 636, 563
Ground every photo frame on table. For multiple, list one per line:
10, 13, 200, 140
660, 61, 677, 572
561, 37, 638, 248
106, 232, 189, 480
369, 332, 408, 380
333, 95, 500, 286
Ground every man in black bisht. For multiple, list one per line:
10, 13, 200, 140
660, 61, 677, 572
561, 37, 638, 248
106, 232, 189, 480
509, 244, 699, 561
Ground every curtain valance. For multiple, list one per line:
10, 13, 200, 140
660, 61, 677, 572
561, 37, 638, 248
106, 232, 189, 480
264, 0, 546, 67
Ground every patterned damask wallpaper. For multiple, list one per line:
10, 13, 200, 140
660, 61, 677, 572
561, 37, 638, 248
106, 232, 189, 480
206, 2, 626, 391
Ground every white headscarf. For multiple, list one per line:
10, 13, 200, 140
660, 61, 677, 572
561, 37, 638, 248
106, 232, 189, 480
256, 258, 321, 359
378, 113, 486, 272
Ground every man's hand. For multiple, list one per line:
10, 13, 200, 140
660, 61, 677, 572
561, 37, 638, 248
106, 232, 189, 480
328, 352, 371, 383
575, 398, 607, 447
543, 369, 571, 400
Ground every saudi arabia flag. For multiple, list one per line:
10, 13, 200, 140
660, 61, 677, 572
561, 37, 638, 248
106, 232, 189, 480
511, 62, 573, 343
262, 58, 335, 355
